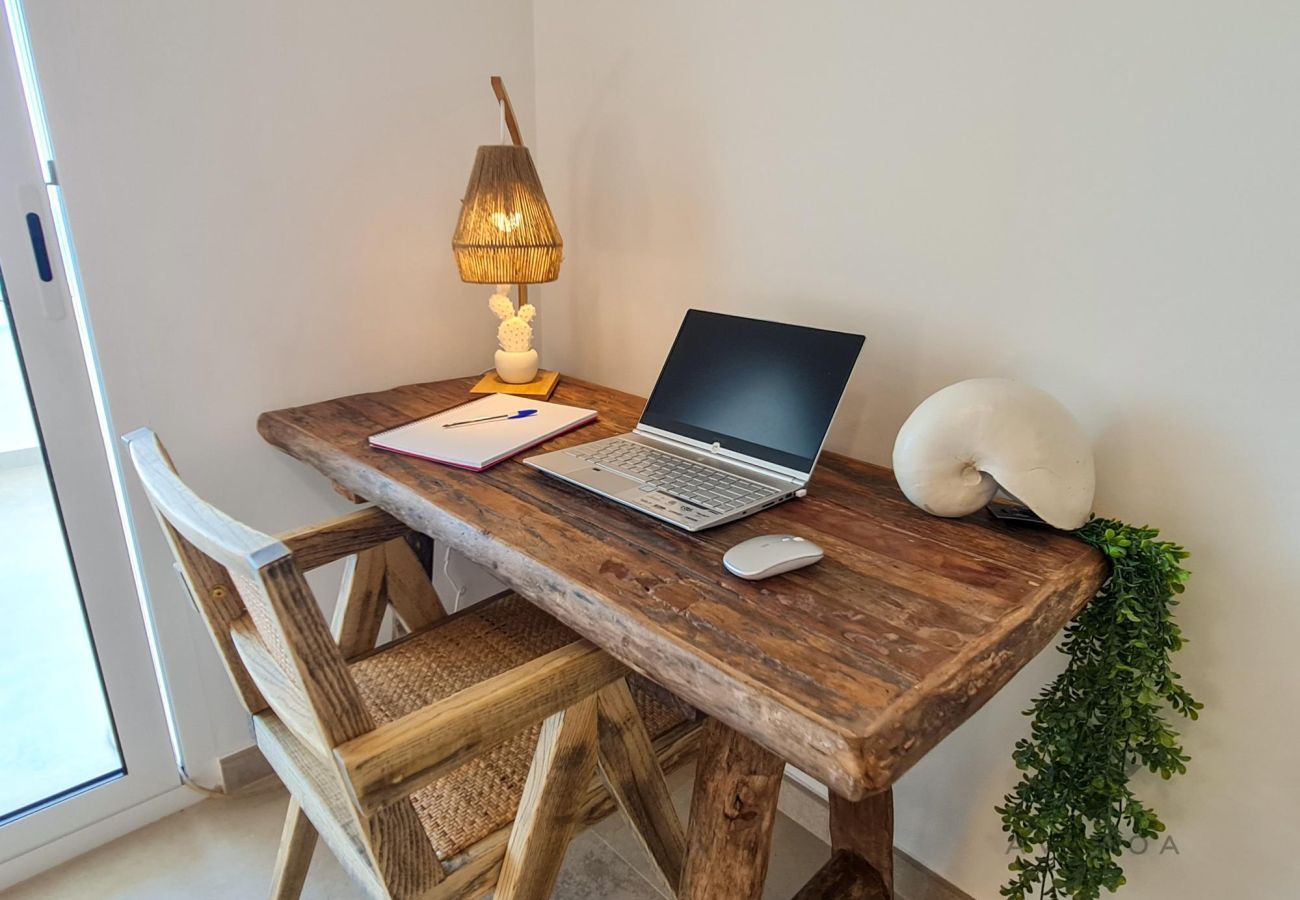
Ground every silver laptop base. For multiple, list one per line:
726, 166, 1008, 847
524, 433, 801, 532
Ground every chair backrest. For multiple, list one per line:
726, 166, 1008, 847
124, 428, 375, 755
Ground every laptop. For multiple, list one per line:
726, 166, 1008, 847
524, 310, 864, 531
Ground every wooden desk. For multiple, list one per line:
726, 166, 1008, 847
259, 376, 1105, 900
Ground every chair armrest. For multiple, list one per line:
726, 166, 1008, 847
334, 638, 628, 814
276, 506, 411, 570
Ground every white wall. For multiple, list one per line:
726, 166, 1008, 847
532, 1, 1300, 897
26, 0, 536, 782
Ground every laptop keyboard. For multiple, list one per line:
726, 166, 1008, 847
569, 439, 780, 515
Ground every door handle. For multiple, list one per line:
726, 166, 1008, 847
18, 198, 66, 321
25, 212, 53, 282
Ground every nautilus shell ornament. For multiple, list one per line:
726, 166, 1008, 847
892, 378, 1095, 530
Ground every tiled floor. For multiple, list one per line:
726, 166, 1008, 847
2, 765, 832, 899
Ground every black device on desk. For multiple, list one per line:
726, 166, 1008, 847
524, 310, 865, 531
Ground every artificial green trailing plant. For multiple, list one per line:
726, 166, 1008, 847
997, 518, 1202, 900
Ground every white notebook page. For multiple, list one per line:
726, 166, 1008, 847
369, 393, 597, 471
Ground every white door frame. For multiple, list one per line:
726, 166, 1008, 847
0, 2, 183, 886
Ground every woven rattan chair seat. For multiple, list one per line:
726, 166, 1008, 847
349, 592, 693, 860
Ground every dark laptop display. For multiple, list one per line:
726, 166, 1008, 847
639, 310, 864, 473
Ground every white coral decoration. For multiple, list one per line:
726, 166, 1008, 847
488, 289, 535, 353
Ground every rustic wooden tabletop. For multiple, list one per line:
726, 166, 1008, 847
259, 375, 1104, 804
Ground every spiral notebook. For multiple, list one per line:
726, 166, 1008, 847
368, 393, 597, 472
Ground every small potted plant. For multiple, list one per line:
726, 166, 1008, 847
488, 286, 538, 383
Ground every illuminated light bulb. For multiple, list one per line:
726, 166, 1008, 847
490, 210, 523, 233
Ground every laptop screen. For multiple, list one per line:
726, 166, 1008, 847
639, 310, 865, 474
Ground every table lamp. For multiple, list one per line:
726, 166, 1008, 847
453, 76, 563, 396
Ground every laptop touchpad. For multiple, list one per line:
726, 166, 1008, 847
572, 466, 642, 496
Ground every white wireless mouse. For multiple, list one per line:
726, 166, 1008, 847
723, 534, 824, 580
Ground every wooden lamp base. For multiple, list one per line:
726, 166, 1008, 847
470, 368, 561, 400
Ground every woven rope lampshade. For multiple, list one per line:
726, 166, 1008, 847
452, 144, 563, 284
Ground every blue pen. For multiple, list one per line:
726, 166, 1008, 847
442, 408, 538, 428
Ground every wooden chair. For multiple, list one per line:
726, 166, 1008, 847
124, 428, 700, 899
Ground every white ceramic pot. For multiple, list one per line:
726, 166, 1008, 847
494, 349, 539, 384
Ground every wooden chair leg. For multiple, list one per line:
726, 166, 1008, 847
830, 788, 895, 898
495, 695, 599, 900
596, 679, 687, 892
679, 718, 785, 900
269, 799, 317, 899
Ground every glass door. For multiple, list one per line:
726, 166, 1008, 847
0, 0, 177, 880
0, 300, 124, 819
